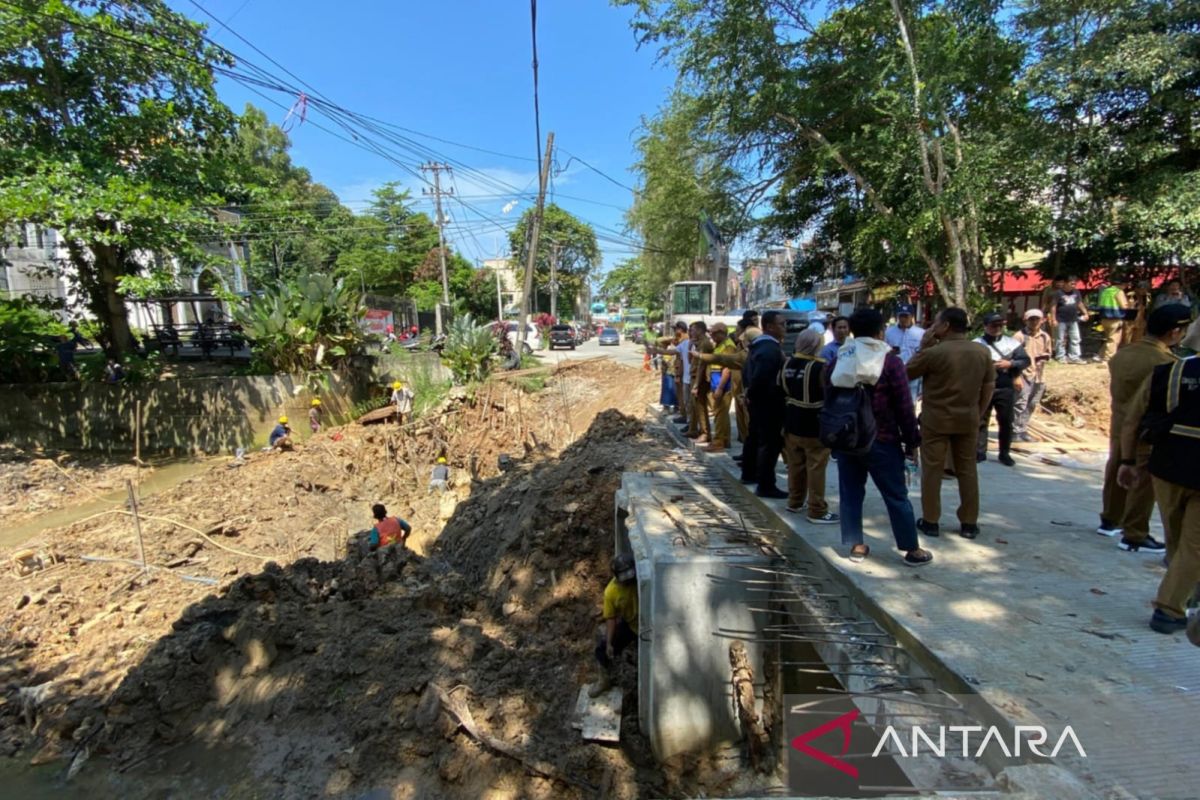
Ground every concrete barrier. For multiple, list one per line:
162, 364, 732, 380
615, 472, 774, 761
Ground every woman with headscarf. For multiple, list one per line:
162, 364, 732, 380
780, 328, 839, 524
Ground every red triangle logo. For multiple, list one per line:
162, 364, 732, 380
790, 708, 860, 778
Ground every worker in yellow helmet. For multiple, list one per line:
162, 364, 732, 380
309, 398, 323, 434
269, 415, 293, 451
390, 380, 414, 425
430, 455, 450, 493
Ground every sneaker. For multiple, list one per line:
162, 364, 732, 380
756, 486, 788, 500
807, 511, 840, 525
1096, 519, 1122, 537
998, 454, 1016, 467
1118, 535, 1166, 553
1149, 609, 1187, 635
960, 523, 981, 540
672, 415, 686, 424
1017, 432, 1034, 443
903, 548, 933, 567
917, 518, 940, 538
785, 504, 807, 515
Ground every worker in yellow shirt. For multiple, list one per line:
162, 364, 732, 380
589, 553, 638, 697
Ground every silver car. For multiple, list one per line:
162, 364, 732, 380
598, 327, 620, 346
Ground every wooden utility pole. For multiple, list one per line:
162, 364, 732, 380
549, 242, 560, 320
519, 132, 554, 348
422, 162, 454, 335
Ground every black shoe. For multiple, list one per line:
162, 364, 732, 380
1119, 535, 1166, 553
740, 475, 757, 484
756, 486, 788, 500
672, 416, 686, 424
960, 523, 980, 540
976, 453, 986, 463
1096, 519, 1122, 537
998, 454, 1016, 467
1149, 609, 1187, 635
917, 518, 940, 537
903, 548, 933, 567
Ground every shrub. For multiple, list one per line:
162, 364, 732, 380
0, 298, 67, 382
234, 274, 368, 373
442, 314, 496, 384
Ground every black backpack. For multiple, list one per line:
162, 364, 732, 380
818, 383, 877, 454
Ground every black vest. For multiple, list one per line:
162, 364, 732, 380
1147, 357, 1200, 491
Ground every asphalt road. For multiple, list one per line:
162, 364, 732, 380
536, 335, 649, 368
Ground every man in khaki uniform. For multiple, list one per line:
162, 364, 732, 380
1118, 334, 1200, 635
905, 308, 995, 539
1098, 305, 1190, 550
707, 322, 736, 452
698, 324, 754, 456
686, 321, 714, 442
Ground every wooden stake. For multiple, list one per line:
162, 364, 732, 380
134, 400, 142, 494
125, 479, 147, 573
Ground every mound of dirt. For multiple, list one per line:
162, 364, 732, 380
1, 362, 673, 798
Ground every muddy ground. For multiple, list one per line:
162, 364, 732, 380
0, 446, 150, 530
1, 361, 760, 799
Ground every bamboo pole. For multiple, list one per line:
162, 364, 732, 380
125, 480, 147, 573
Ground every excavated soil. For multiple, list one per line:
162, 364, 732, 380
1038, 361, 1112, 437
0, 361, 738, 799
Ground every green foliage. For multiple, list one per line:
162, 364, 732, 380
77, 350, 163, 384
0, 0, 237, 355
233, 274, 368, 373
599, 257, 659, 310
625, 94, 749, 299
509, 205, 600, 316
405, 354, 453, 417
0, 298, 68, 381
441, 314, 497, 384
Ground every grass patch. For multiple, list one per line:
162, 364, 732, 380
512, 374, 547, 394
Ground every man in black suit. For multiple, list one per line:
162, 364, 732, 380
745, 310, 787, 498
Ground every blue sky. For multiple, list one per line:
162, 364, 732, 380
170, 0, 676, 272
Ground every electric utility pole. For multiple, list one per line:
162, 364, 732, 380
519, 132, 554, 345
549, 242, 561, 320
422, 162, 453, 335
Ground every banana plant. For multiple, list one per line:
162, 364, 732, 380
234, 274, 367, 373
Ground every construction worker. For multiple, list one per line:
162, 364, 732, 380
390, 380, 414, 425
429, 456, 450, 493
367, 503, 411, 550
309, 398, 322, 434
589, 552, 638, 697
706, 322, 736, 452
1117, 347, 1200, 635
1096, 279, 1130, 362
1098, 305, 1191, 548
268, 416, 293, 450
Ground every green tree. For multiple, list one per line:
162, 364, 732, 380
599, 257, 657, 309
625, 94, 748, 300
508, 204, 600, 316
0, 0, 236, 355
623, 0, 1045, 308
333, 182, 439, 296
1018, 0, 1200, 272
230, 105, 354, 285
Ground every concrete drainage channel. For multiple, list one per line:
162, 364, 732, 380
624, 412, 1088, 798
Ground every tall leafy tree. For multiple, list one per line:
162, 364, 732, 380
333, 182, 439, 296
623, 0, 1045, 308
625, 93, 748, 301
508, 204, 600, 316
0, 0, 236, 355
599, 257, 658, 309
1018, 0, 1200, 273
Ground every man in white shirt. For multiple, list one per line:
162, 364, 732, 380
885, 304, 925, 401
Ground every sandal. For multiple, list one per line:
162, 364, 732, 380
903, 548, 933, 567
849, 544, 870, 563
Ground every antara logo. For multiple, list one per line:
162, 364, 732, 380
871, 725, 1088, 759
790, 709, 861, 778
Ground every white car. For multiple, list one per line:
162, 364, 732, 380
505, 321, 541, 354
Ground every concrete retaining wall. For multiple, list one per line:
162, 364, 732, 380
0, 352, 446, 455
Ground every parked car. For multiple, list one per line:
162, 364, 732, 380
504, 321, 541, 354
598, 327, 621, 346
548, 324, 576, 350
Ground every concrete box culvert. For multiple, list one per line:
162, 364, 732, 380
615, 472, 776, 761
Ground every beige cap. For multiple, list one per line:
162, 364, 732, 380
1024, 308, 1044, 319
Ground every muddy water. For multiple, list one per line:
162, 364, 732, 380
0, 740, 259, 799
0, 457, 221, 549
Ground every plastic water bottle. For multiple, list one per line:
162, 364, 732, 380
905, 460, 919, 487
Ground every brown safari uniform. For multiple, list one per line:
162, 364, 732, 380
905, 333, 995, 526
688, 334, 714, 440
1102, 337, 1177, 542
702, 343, 750, 443
709, 336, 737, 448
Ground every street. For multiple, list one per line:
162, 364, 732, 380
538, 335, 649, 369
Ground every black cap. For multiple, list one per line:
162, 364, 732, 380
673, 320, 688, 331
982, 312, 1006, 326
896, 303, 915, 317
1147, 304, 1193, 337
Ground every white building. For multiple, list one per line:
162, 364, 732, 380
483, 256, 524, 318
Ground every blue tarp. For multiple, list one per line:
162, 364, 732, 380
786, 297, 817, 311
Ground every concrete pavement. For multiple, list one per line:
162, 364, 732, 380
536, 335, 649, 369
666, 412, 1195, 799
